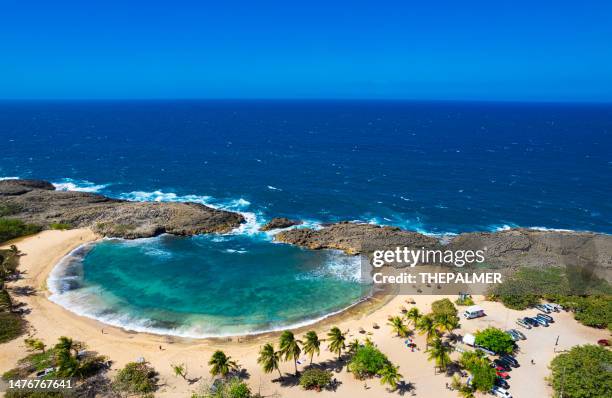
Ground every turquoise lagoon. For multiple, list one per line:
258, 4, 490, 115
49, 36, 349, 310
48, 233, 370, 337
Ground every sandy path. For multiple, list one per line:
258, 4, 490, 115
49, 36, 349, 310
1, 230, 608, 397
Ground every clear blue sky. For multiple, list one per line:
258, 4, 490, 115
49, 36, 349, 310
1, 1, 611, 101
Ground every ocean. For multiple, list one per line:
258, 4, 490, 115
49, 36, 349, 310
2, 100, 611, 336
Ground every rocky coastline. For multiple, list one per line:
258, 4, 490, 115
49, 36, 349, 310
1, 179, 610, 280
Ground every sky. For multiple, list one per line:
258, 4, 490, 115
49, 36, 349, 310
1, 1, 611, 101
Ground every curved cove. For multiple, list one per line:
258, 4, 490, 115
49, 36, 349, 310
48, 234, 370, 337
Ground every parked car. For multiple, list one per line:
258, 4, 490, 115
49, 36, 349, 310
493, 359, 512, 371
495, 377, 510, 389
545, 303, 561, 312
535, 304, 552, 313
597, 339, 610, 347
496, 370, 510, 379
532, 316, 549, 327
537, 313, 554, 323
549, 303, 564, 311
475, 345, 497, 356
516, 318, 532, 329
506, 330, 520, 341
491, 386, 513, 398
500, 355, 519, 368
523, 317, 539, 327
509, 329, 526, 340
36, 367, 55, 379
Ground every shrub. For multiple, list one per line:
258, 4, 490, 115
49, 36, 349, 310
474, 327, 514, 355
191, 378, 252, 398
455, 296, 475, 306
113, 362, 157, 395
347, 345, 391, 379
0, 218, 41, 243
0, 312, 25, 343
431, 298, 458, 317
0, 203, 21, 217
549, 345, 612, 398
49, 223, 71, 230
299, 368, 333, 390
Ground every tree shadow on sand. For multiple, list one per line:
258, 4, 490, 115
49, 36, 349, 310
396, 380, 417, 396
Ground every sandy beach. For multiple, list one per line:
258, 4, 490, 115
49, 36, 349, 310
1, 230, 608, 398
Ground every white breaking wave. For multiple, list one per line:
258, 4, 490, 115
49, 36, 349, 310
267, 185, 282, 191
52, 178, 109, 193
0, 176, 19, 181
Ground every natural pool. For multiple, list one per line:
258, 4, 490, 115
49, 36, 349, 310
49, 234, 370, 337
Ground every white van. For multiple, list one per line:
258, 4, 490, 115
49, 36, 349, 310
463, 305, 485, 319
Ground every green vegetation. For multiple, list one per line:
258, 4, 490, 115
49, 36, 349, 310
0, 248, 25, 343
455, 296, 475, 306
302, 331, 321, 365
431, 298, 458, 318
0, 312, 25, 343
0, 218, 41, 243
388, 315, 409, 337
458, 350, 496, 393
378, 363, 403, 391
425, 337, 453, 373
326, 326, 346, 360
549, 345, 612, 398
257, 343, 282, 379
491, 267, 612, 329
347, 344, 391, 379
192, 377, 253, 398
113, 361, 158, 395
299, 368, 333, 391
554, 295, 612, 329
474, 327, 515, 354
0, 203, 21, 217
279, 331, 302, 375
49, 222, 71, 230
416, 315, 439, 347
209, 350, 238, 378
171, 363, 187, 379
404, 307, 422, 328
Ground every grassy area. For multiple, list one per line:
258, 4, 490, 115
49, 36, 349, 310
0, 218, 41, 244
49, 222, 71, 230
0, 312, 25, 343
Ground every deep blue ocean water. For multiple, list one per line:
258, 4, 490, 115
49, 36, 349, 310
2, 100, 611, 233
2, 100, 611, 336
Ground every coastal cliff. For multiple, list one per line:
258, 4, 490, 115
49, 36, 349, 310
0, 179, 244, 238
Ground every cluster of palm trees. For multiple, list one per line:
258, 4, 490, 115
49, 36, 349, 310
257, 326, 346, 379
387, 306, 459, 374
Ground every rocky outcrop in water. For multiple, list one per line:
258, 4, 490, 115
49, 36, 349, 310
0, 179, 244, 238
260, 217, 302, 231
275, 222, 612, 280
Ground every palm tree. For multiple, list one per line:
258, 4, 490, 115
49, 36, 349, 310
378, 363, 403, 391
55, 336, 85, 357
435, 313, 459, 336
302, 331, 321, 365
208, 350, 238, 378
279, 331, 302, 375
388, 316, 409, 337
416, 315, 439, 348
405, 307, 422, 329
171, 363, 187, 379
425, 337, 453, 374
348, 339, 361, 354
258, 343, 282, 379
327, 327, 346, 360
24, 338, 46, 353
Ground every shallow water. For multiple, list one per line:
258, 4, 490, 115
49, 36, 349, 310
49, 234, 369, 337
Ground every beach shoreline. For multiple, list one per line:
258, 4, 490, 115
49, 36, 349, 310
1, 230, 608, 398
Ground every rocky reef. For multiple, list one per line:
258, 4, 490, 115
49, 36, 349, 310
0, 179, 244, 238
259, 217, 302, 231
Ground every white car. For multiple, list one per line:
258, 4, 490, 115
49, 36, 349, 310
491, 386, 513, 398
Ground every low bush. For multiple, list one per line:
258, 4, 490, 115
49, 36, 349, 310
0, 218, 41, 243
474, 327, 515, 355
0, 312, 25, 343
347, 345, 391, 379
113, 362, 157, 395
49, 223, 71, 230
550, 344, 612, 398
299, 368, 333, 390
